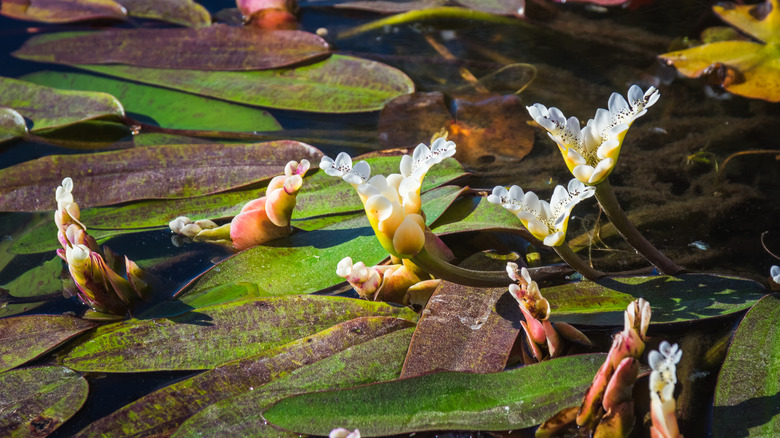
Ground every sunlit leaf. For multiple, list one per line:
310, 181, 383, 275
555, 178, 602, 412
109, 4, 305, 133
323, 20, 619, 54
117, 0, 210, 27
0, 0, 127, 23
263, 353, 605, 435
454, 0, 525, 16
0, 141, 322, 212
78, 54, 415, 113
713, 293, 779, 437
333, 0, 446, 13
14, 25, 329, 70
431, 195, 527, 235
659, 0, 780, 102
544, 274, 766, 325
0, 75, 124, 131
173, 327, 415, 437
178, 215, 387, 298
76, 317, 414, 436
0, 107, 28, 144
401, 281, 521, 377
0, 256, 66, 318
0, 315, 95, 372
61, 296, 417, 371
0, 366, 88, 437
22, 71, 282, 132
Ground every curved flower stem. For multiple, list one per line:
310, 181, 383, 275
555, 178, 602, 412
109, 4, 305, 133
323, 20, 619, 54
594, 180, 684, 275
553, 243, 605, 281
410, 233, 574, 287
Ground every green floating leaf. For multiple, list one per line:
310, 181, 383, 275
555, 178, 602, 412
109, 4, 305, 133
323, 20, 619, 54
79, 54, 415, 113
14, 25, 329, 70
0, 366, 88, 437
12, 224, 129, 255
118, 0, 210, 27
173, 327, 415, 437
0, 75, 123, 132
22, 71, 282, 132
0, 0, 127, 23
713, 293, 780, 437
0, 315, 95, 372
62, 295, 417, 372
545, 274, 766, 325
0, 141, 322, 212
401, 281, 520, 377
0, 256, 66, 318
264, 353, 605, 435
0, 107, 28, 144
178, 215, 387, 298
431, 194, 527, 235
77, 316, 414, 437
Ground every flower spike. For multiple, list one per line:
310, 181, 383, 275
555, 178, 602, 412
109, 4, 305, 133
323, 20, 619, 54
527, 85, 659, 185
649, 341, 683, 438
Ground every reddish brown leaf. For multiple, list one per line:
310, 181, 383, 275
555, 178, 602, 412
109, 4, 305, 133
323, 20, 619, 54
117, 0, 211, 28
400, 281, 521, 377
0, 315, 96, 372
0, 0, 127, 23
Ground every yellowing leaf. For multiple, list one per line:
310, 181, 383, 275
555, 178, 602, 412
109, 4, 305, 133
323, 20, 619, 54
713, 0, 780, 44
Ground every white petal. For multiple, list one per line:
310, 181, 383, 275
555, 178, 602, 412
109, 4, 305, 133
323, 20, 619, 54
364, 195, 394, 222
506, 262, 519, 281
627, 84, 643, 103
771, 265, 780, 283
430, 137, 456, 160
588, 159, 614, 184
61, 177, 73, 193
566, 147, 587, 166
399, 154, 412, 177
487, 186, 508, 205
596, 138, 621, 160
572, 164, 595, 183
520, 267, 532, 285
348, 160, 371, 183
336, 257, 354, 277
525, 217, 549, 237
608, 91, 629, 115
543, 232, 565, 247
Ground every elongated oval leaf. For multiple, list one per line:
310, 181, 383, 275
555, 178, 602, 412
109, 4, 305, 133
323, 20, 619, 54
22, 71, 282, 132
61, 296, 417, 371
173, 327, 415, 437
118, 0, 210, 27
0, 315, 95, 372
545, 274, 766, 325
0, 141, 322, 211
431, 195, 528, 235
0, 75, 123, 131
0, 256, 66, 318
713, 294, 780, 437
0, 366, 88, 436
401, 281, 520, 377
76, 316, 414, 437
0, 0, 127, 23
0, 106, 28, 143
79, 54, 415, 113
14, 26, 329, 70
264, 353, 605, 435
178, 216, 387, 298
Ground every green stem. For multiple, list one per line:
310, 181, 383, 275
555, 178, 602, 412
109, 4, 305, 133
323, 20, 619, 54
553, 243, 605, 281
594, 180, 684, 275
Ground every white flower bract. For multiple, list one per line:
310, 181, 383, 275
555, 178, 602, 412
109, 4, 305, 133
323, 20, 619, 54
649, 341, 682, 401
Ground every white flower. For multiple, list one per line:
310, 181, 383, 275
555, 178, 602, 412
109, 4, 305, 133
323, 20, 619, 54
488, 179, 595, 246
330, 428, 360, 438
771, 265, 780, 284
527, 85, 660, 185
649, 341, 682, 401
319, 152, 371, 187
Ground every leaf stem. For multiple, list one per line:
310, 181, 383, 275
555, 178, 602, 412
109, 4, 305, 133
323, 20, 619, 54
553, 243, 605, 281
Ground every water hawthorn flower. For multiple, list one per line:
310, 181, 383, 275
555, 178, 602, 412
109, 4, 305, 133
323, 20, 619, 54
169, 159, 310, 250
337, 256, 440, 305
488, 179, 595, 246
55, 178, 151, 317
527, 85, 660, 185
320, 138, 456, 259
649, 341, 683, 438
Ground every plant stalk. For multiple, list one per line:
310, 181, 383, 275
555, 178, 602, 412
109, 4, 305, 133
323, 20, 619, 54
594, 180, 684, 275
553, 243, 605, 281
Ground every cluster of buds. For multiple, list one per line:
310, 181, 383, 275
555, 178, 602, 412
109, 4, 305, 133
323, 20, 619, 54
320, 138, 456, 259
55, 178, 151, 318
537, 298, 652, 437
330, 428, 360, 438
336, 257, 440, 306
506, 262, 591, 363
169, 159, 310, 250
649, 341, 683, 438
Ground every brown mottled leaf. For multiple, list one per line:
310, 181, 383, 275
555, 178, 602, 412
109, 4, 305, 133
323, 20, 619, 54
0, 141, 322, 212
401, 281, 521, 377
118, 0, 211, 27
13, 25, 330, 71
0, 0, 127, 23
0, 315, 96, 372
76, 317, 414, 437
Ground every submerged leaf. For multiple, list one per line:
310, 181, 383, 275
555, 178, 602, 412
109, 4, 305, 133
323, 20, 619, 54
713, 294, 780, 437
76, 316, 414, 436
263, 353, 605, 435
0, 366, 88, 436
79, 54, 415, 113
0, 141, 322, 212
22, 71, 282, 132
0, 0, 127, 23
0, 75, 124, 131
61, 296, 417, 371
0, 315, 95, 372
14, 25, 329, 70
